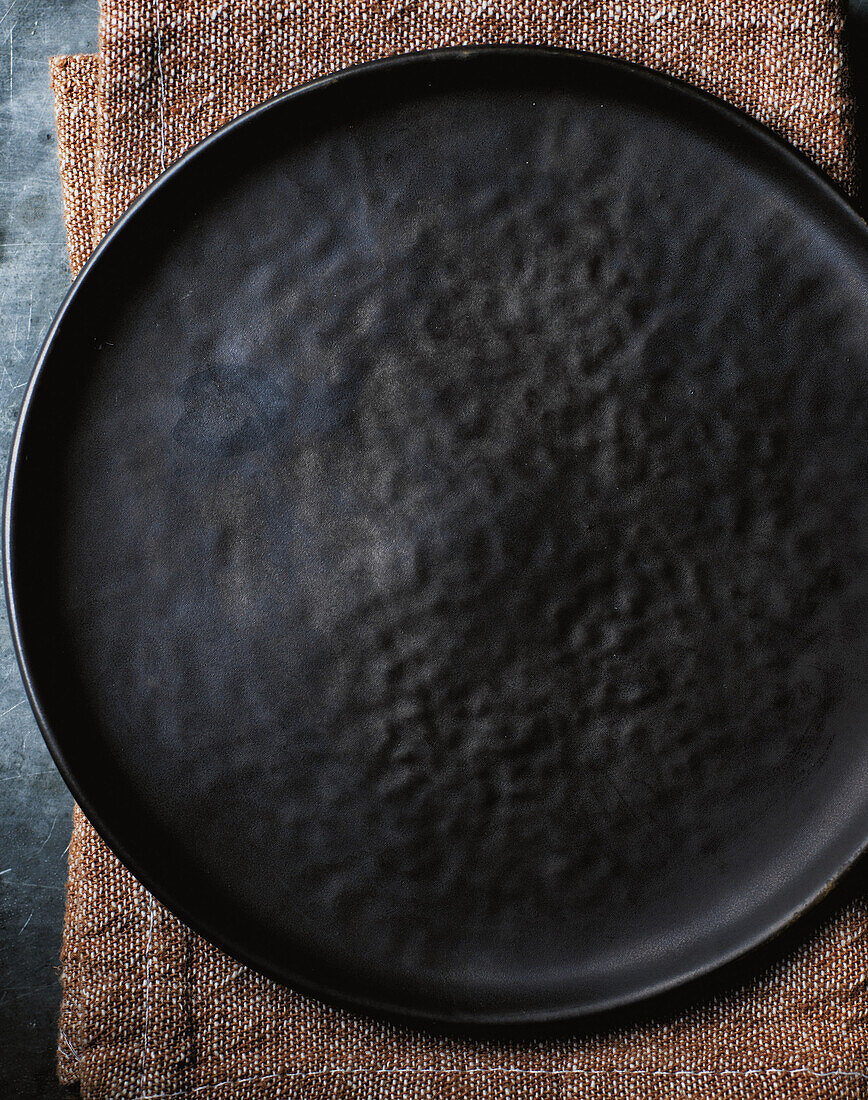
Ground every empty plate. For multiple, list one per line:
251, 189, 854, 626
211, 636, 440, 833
6, 48, 868, 1023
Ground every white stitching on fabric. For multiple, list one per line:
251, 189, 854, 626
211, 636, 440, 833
136, 1065, 868, 1099
58, 1029, 81, 1065
153, 0, 167, 170
137, 894, 157, 1091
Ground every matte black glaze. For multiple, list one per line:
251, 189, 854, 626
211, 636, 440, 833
6, 49, 868, 1023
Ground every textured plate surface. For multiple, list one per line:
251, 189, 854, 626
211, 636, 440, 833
7, 48, 868, 1023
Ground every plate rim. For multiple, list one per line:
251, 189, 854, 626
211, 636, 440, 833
6, 44, 868, 1025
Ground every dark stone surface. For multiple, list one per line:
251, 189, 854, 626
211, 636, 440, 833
0, 3, 96, 1098
0, 0, 866, 1091
847, 2, 868, 201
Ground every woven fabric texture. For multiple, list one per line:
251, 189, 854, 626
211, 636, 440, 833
50, 3, 865, 1098
48, 55, 99, 277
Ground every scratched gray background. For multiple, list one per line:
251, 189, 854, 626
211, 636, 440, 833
0, 2, 866, 1097
1, 3, 97, 1097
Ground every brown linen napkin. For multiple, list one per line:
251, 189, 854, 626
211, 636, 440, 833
50, 4, 866, 1098
49, 56, 99, 278
92, 0, 856, 240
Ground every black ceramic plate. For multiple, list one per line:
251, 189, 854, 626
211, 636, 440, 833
7, 48, 868, 1024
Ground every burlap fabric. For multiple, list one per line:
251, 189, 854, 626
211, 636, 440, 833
49, 56, 99, 278
49, 3, 866, 1098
